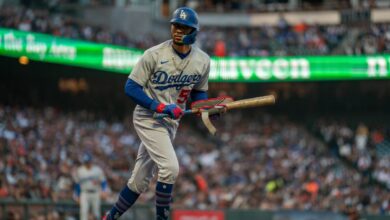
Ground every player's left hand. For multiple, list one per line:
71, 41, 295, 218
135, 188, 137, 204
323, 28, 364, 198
214, 103, 227, 114
201, 104, 227, 121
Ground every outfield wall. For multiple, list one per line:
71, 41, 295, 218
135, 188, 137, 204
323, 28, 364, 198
1, 200, 388, 220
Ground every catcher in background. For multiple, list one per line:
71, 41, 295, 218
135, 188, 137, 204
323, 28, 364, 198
103, 6, 217, 220
74, 153, 108, 220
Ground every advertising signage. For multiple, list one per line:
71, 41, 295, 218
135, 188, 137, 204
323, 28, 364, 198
1, 28, 389, 82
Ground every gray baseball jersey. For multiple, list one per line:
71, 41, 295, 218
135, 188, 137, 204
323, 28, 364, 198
75, 165, 106, 220
126, 40, 210, 190
129, 40, 209, 119
75, 165, 106, 192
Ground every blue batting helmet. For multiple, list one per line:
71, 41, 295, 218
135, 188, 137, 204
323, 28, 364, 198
170, 7, 199, 45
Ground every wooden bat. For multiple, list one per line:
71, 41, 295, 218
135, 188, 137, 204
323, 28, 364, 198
206, 95, 276, 115
200, 94, 276, 135
153, 94, 276, 135
153, 94, 276, 119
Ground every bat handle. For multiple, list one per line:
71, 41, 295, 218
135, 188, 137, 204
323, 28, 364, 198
153, 113, 170, 119
153, 110, 193, 119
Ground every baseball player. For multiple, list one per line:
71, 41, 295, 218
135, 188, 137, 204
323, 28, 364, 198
74, 153, 108, 220
103, 7, 211, 220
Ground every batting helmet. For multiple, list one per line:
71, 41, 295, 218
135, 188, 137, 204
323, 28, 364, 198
170, 7, 199, 45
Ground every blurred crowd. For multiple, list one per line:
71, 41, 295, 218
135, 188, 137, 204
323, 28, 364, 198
2, 6, 390, 56
172, 113, 390, 215
199, 21, 349, 57
0, 106, 136, 202
0, 106, 137, 219
0, 6, 158, 49
314, 119, 390, 190
14, 0, 115, 7
0, 106, 389, 219
23, 0, 388, 12
182, 0, 390, 12
343, 23, 390, 55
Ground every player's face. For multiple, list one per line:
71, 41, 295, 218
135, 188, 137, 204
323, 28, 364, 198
171, 23, 193, 45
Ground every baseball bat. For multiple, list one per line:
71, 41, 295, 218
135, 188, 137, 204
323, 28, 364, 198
153, 94, 276, 119
153, 109, 194, 119
206, 94, 276, 115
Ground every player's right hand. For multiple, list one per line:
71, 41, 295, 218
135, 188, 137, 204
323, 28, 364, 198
151, 101, 183, 119
162, 104, 183, 119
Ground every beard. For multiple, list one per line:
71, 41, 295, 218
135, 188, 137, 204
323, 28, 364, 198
173, 40, 184, 46
172, 34, 184, 45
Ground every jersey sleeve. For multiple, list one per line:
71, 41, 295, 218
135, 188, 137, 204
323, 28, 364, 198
193, 59, 210, 91
129, 51, 156, 86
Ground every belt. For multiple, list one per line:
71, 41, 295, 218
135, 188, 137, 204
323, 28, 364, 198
83, 189, 98, 193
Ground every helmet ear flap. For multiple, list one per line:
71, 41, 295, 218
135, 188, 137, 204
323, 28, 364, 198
182, 30, 197, 45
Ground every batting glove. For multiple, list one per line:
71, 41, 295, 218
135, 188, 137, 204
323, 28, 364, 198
150, 101, 183, 119
163, 104, 184, 119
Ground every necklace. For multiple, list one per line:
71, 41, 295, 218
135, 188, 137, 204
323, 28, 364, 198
171, 43, 192, 75
171, 55, 191, 75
